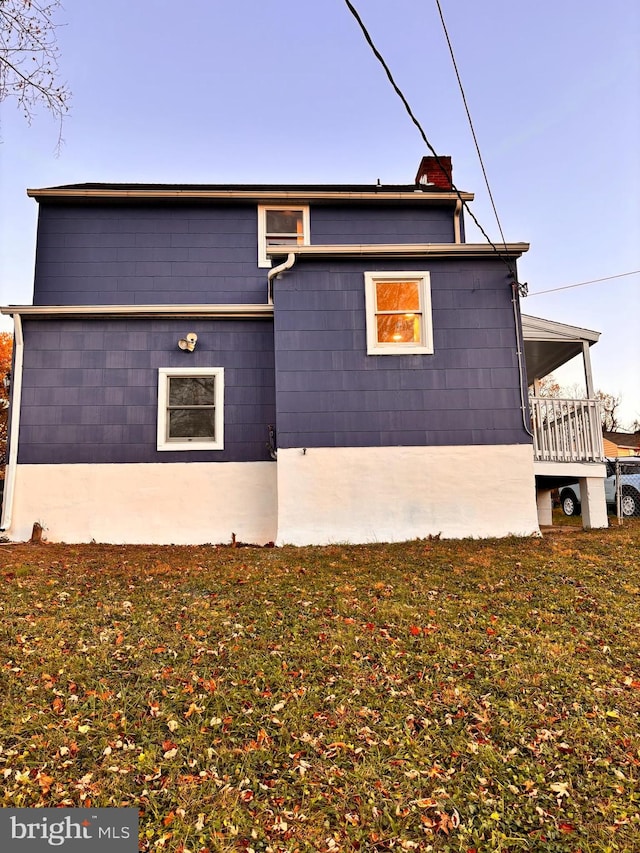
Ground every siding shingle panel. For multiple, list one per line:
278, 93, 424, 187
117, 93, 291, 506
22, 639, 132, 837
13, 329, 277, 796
18, 318, 275, 464
274, 259, 530, 449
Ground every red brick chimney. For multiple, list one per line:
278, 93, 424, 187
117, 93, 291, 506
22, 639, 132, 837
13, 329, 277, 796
415, 155, 453, 189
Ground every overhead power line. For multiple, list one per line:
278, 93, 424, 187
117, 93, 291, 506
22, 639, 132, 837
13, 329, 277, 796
528, 269, 640, 296
342, 0, 519, 283
434, 0, 507, 248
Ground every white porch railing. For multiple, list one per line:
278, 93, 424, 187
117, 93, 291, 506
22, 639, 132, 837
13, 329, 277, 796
530, 397, 605, 463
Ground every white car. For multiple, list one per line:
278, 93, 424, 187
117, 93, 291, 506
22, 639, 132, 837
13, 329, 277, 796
560, 458, 640, 518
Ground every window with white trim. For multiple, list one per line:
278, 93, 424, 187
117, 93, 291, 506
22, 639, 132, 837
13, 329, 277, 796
258, 205, 310, 267
157, 368, 224, 451
364, 271, 434, 355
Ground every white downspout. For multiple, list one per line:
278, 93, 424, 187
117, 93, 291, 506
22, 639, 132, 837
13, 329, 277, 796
267, 252, 296, 304
453, 200, 462, 243
266, 253, 296, 471
1, 313, 24, 532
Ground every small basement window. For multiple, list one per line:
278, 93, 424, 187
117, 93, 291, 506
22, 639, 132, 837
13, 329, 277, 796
258, 205, 310, 267
157, 367, 224, 451
364, 271, 434, 355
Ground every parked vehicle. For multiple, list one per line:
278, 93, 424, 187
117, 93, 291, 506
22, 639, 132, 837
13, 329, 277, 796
560, 458, 640, 517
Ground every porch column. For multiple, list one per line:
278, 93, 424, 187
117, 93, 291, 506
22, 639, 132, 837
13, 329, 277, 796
578, 477, 608, 529
536, 488, 553, 526
582, 341, 596, 399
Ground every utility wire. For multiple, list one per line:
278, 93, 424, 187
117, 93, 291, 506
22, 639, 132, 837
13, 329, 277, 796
343, 0, 519, 283
434, 0, 507, 248
528, 269, 640, 296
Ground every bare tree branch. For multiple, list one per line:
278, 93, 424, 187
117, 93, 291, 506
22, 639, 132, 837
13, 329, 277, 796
596, 390, 622, 433
0, 0, 70, 142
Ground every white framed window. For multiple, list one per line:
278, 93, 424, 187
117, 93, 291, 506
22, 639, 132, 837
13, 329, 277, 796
157, 367, 224, 451
364, 271, 434, 355
258, 205, 310, 267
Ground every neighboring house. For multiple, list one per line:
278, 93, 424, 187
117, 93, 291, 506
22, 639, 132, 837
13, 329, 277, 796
0, 157, 608, 545
603, 431, 640, 457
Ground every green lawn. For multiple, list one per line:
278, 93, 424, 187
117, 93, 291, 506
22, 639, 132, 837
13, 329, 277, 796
1, 523, 639, 852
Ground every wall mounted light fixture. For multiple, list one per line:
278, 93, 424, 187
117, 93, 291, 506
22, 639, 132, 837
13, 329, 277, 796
178, 332, 198, 352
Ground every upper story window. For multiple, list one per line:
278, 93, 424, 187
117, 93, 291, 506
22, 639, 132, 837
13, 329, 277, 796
364, 271, 434, 355
258, 205, 310, 267
157, 367, 224, 451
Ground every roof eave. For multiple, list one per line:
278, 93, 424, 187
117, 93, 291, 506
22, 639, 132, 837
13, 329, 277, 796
26, 187, 474, 204
267, 242, 529, 259
0, 304, 274, 319
521, 314, 601, 345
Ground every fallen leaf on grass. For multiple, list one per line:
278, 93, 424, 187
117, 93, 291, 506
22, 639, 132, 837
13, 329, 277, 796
36, 772, 54, 794
550, 781, 570, 798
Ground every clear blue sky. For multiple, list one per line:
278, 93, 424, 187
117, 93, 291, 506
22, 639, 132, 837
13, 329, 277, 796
1, 0, 638, 424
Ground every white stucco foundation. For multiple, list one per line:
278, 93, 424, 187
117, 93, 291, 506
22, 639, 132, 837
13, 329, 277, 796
276, 444, 540, 545
7, 447, 541, 547
8, 462, 277, 545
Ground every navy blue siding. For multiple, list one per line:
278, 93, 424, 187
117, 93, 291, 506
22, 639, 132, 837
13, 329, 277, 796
33, 205, 267, 306
33, 202, 456, 306
18, 319, 275, 464
310, 204, 455, 244
273, 258, 531, 449
26, 199, 525, 458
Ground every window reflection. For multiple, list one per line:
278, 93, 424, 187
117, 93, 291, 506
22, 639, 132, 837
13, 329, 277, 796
376, 314, 420, 343
167, 376, 217, 440
376, 281, 420, 311
265, 209, 304, 247
375, 280, 423, 344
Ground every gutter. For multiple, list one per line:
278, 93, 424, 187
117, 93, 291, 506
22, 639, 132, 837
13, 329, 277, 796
0, 304, 274, 320
266, 242, 529, 261
1, 313, 24, 532
27, 188, 475, 203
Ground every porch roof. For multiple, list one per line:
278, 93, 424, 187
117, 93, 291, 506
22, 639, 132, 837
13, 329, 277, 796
521, 314, 600, 381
